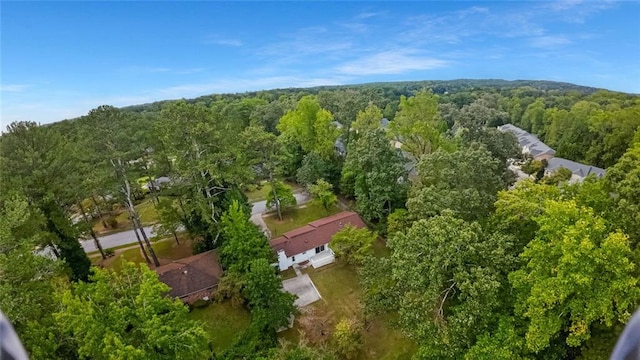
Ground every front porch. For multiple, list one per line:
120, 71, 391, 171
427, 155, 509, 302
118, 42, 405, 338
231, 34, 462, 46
309, 249, 335, 269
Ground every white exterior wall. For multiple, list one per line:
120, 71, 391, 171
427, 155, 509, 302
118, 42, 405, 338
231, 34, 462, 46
277, 243, 331, 270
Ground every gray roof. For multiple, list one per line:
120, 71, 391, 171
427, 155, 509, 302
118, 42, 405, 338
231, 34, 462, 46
547, 157, 606, 178
498, 124, 555, 157
381, 118, 390, 128
334, 138, 346, 155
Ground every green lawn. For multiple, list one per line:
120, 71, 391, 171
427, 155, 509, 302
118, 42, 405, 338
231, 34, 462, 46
92, 197, 164, 235
263, 203, 341, 238
245, 183, 273, 202
188, 301, 251, 352
100, 236, 194, 272
245, 181, 302, 202
279, 261, 417, 359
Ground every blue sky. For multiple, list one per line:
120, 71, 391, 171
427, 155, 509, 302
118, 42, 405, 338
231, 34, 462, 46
1, 1, 639, 125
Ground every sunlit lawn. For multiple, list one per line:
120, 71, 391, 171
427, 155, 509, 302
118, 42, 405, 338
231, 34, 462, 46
188, 301, 251, 352
278, 261, 417, 359
245, 181, 302, 202
245, 183, 273, 202
100, 236, 194, 272
92, 197, 164, 235
263, 203, 341, 238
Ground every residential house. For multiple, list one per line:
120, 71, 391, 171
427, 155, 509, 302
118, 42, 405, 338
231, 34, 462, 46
497, 124, 556, 161
156, 250, 223, 304
498, 123, 606, 182
546, 157, 606, 183
270, 211, 367, 270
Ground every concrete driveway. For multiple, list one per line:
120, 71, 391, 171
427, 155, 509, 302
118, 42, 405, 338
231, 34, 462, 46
282, 274, 321, 307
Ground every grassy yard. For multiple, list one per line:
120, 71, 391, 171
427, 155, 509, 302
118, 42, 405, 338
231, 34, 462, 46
188, 301, 251, 352
245, 181, 302, 202
279, 261, 417, 359
263, 203, 341, 238
96, 236, 194, 272
92, 197, 164, 235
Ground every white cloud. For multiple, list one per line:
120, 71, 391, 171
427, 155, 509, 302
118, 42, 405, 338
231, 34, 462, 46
154, 75, 349, 99
529, 35, 572, 48
337, 51, 449, 76
202, 35, 244, 47
355, 11, 385, 20
207, 39, 243, 47
0, 84, 30, 92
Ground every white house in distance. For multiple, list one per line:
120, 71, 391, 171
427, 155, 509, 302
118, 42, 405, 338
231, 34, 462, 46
498, 123, 605, 183
269, 211, 367, 270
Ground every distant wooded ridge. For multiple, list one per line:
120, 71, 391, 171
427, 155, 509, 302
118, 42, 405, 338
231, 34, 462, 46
120, 79, 619, 113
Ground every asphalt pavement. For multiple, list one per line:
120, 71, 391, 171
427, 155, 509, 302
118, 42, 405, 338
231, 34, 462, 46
80, 226, 156, 253
82, 192, 310, 253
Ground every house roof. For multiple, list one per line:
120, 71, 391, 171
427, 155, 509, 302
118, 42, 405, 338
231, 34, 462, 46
547, 157, 606, 178
498, 124, 556, 157
156, 250, 222, 299
270, 211, 367, 257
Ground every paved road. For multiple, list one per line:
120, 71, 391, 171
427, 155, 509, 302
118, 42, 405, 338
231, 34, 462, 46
81, 226, 156, 253
83, 193, 310, 253
250, 192, 309, 215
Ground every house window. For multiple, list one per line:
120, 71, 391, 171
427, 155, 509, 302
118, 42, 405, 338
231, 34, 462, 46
292, 256, 295, 262
315, 245, 325, 254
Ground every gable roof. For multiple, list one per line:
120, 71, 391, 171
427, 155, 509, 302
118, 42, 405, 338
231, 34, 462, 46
156, 250, 222, 299
270, 211, 367, 257
498, 124, 556, 157
547, 157, 606, 178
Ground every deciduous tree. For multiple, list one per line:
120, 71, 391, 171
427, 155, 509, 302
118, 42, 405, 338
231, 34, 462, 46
330, 225, 376, 265
56, 262, 212, 359
509, 201, 640, 352
408, 145, 506, 222
308, 179, 337, 212
341, 129, 407, 223
266, 181, 297, 220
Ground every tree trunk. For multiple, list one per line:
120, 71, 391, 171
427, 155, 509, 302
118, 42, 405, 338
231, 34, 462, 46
173, 230, 180, 245
78, 200, 106, 259
132, 223, 152, 264
123, 176, 160, 267
136, 217, 160, 267
269, 175, 282, 221
90, 193, 101, 218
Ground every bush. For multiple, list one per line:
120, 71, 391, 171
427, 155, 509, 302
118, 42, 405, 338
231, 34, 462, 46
104, 248, 115, 258
245, 184, 258, 193
190, 299, 210, 309
107, 217, 119, 229
332, 318, 363, 359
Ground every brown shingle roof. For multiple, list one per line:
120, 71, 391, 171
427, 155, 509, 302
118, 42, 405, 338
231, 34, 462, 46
269, 211, 367, 257
156, 250, 222, 300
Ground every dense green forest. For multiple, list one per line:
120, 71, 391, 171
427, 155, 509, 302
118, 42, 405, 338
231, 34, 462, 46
1, 79, 639, 359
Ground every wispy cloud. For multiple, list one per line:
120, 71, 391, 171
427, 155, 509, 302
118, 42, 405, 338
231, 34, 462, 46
203, 35, 244, 47
208, 39, 243, 47
356, 11, 385, 20
529, 35, 572, 48
0, 84, 30, 92
154, 75, 349, 99
337, 51, 449, 76
257, 26, 352, 62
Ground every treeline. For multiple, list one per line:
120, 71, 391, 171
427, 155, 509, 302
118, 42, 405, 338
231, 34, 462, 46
1, 80, 639, 359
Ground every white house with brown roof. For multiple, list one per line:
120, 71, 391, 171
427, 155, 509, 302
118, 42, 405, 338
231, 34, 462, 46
269, 211, 367, 270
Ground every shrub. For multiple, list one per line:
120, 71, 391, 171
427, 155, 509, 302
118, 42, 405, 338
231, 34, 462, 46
332, 318, 363, 359
107, 217, 119, 229
190, 299, 210, 309
104, 248, 115, 258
